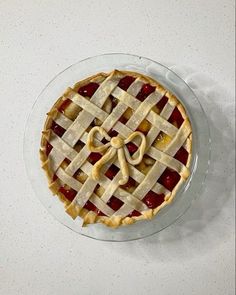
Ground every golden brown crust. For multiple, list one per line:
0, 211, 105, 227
40, 69, 192, 228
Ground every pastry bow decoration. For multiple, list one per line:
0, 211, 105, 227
87, 127, 146, 185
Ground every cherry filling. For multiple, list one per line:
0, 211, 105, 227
46, 142, 53, 156
107, 196, 124, 211
128, 210, 141, 217
158, 169, 180, 191
126, 142, 138, 155
88, 152, 102, 164
168, 107, 184, 128
120, 177, 136, 189
58, 99, 71, 113
156, 95, 168, 111
51, 121, 66, 137
108, 129, 118, 138
59, 186, 77, 202
119, 115, 128, 124
174, 147, 188, 165
78, 82, 99, 98
105, 164, 119, 180
118, 76, 135, 90
83, 201, 106, 216
84, 200, 97, 211
97, 210, 106, 216
142, 191, 165, 209
52, 174, 58, 181
101, 138, 109, 144
136, 84, 155, 101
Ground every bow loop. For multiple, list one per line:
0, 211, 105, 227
87, 127, 146, 185
87, 126, 111, 153
124, 132, 147, 165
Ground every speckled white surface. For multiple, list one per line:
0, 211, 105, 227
0, 1, 235, 294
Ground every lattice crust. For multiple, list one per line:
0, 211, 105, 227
40, 70, 192, 228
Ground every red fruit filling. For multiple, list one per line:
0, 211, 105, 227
108, 129, 118, 138
52, 174, 58, 181
158, 169, 180, 191
51, 121, 66, 137
46, 142, 53, 156
142, 191, 165, 209
97, 210, 106, 216
168, 107, 184, 128
120, 177, 136, 189
156, 95, 168, 111
88, 152, 102, 164
126, 142, 138, 155
78, 82, 99, 98
58, 99, 71, 113
105, 164, 119, 180
136, 84, 155, 101
119, 115, 128, 124
174, 147, 188, 165
118, 76, 135, 91
59, 187, 77, 202
84, 200, 97, 211
127, 210, 141, 217
83, 201, 106, 216
107, 196, 124, 211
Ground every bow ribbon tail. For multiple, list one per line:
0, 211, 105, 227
92, 147, 116, 181
117, 148, 129, 185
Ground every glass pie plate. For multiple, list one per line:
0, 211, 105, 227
24, 53, 210, 242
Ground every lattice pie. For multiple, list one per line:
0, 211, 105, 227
40, 70, 192, 227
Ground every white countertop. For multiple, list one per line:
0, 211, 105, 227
0, 1, 235, 294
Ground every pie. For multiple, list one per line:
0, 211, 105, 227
40, 70, 192, 228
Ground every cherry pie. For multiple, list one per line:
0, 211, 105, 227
40, 70, 192, 227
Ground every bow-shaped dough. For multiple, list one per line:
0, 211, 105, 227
87, 127, 146, 185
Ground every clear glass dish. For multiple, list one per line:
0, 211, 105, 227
24, 53, 210, 242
